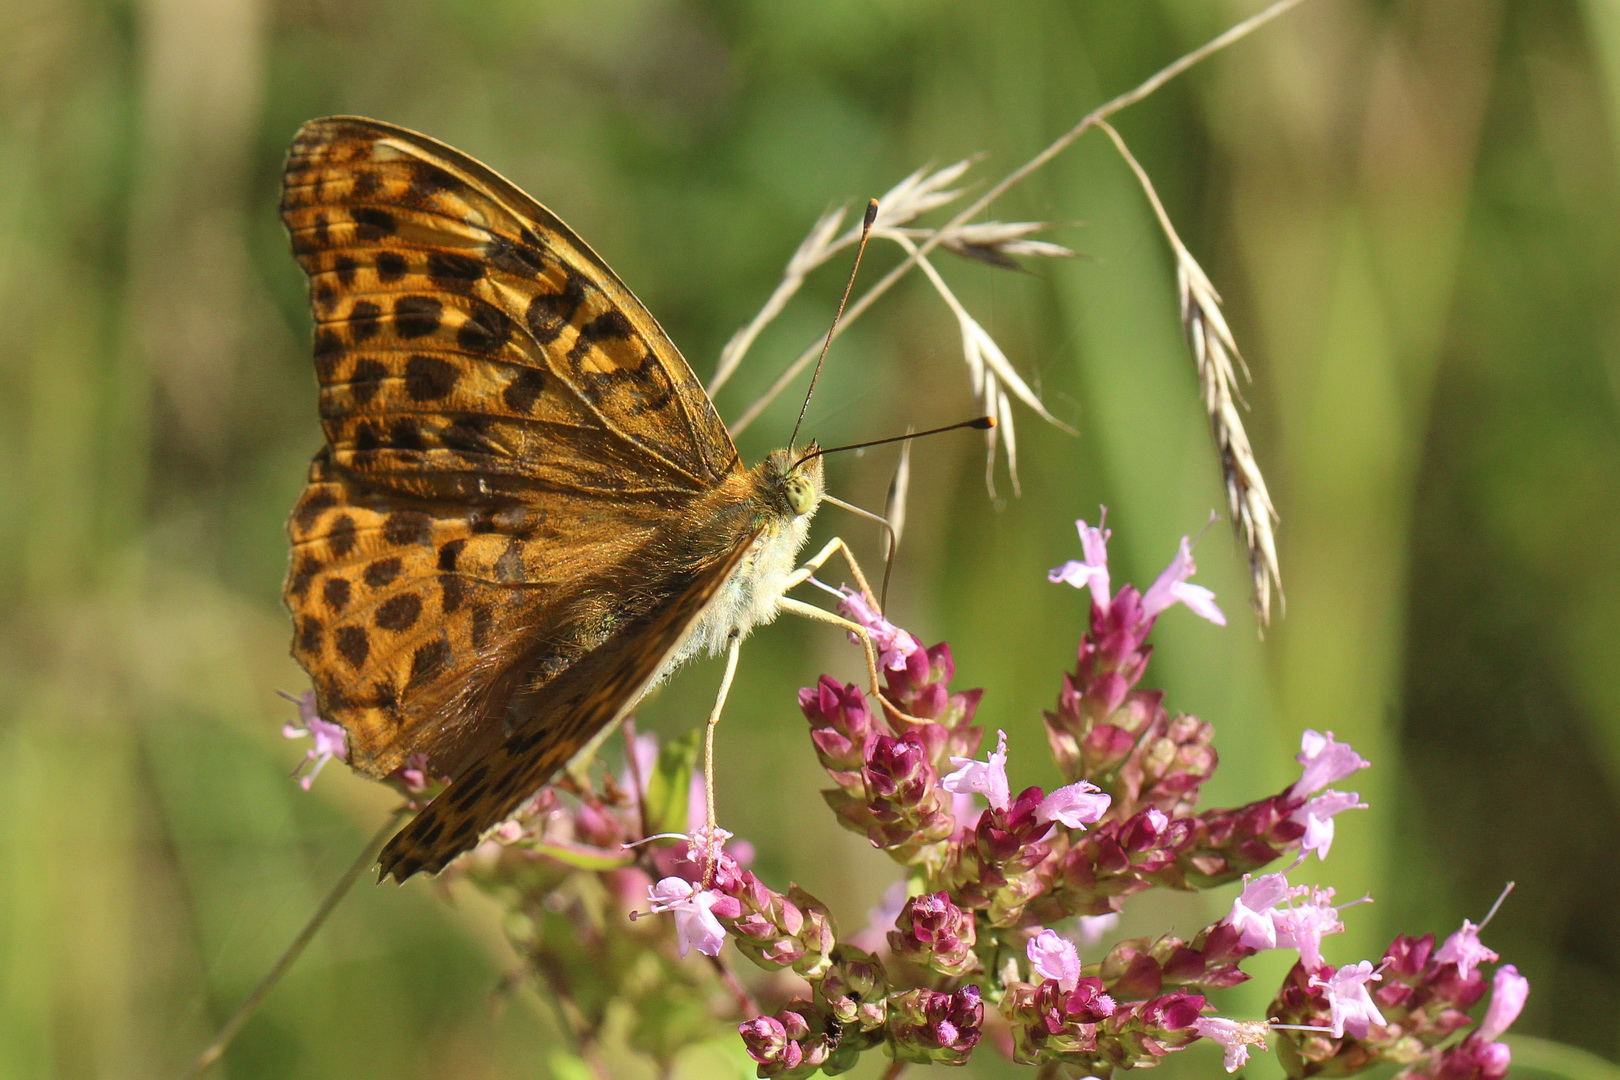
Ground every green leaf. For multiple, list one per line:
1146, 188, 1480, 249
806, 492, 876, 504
645, 729, 701, 837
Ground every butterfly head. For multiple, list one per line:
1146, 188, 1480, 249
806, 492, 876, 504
760, 443, 825, 523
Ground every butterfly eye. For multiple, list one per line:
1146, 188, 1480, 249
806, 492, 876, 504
785, 475, 817, 517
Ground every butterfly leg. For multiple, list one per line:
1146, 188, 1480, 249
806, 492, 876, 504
782, 536, 879, 601
781, 539, 926, 726
777, 597, 928, 730
699, 633, 742, 886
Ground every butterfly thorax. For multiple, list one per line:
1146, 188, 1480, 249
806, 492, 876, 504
661, 445, 824, 673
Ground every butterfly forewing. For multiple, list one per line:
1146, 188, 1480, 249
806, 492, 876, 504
281, 117, 747, 818
281, 116, 738, 497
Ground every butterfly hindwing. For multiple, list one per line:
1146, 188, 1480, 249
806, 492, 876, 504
376, 517, 767, 881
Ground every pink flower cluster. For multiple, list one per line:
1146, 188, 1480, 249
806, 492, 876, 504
281, 513, 1528, 1080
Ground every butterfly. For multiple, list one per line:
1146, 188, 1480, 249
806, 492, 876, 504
280, 116, 832, 882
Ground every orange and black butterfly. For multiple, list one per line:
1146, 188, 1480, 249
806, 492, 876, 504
280, 117, 825, 881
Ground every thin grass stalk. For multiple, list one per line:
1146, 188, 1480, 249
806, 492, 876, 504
728, 0, 1312, 436
1094, 118, 1282, 624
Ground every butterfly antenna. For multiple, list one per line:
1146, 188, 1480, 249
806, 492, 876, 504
789, 198, 881, 450
795, 414, 995, 468
178, 810, 405, 1080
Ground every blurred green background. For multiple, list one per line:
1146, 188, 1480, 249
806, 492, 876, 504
4, 1, 1620, 1078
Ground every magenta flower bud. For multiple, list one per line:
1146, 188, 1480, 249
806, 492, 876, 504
864, 732, 931, 797
711, 869, 835, 978
1082, 721, 1136, 765
969, 787, 1058, 885
1421, 1038, 1512, 1080
736, 1002, 843, 1076
800, 676, 877, 784
889, 891, 978, 976
890, 986, 984, 1064
1064, 977, 1117, 1022
1383, 932, 1436, 977
779, 1008, 811, 1041
738, 1016, 788, 1064
1140, 990, 1208, 1030
901, 643, 933, 686
1119, 807, 1169, 851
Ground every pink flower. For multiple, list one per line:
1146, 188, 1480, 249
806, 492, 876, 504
1194, 1017, 1270, 1073
1028, 929, 1082, 991
1141, 536, 1226, 626
1224, 872, 1295, 951
837, 587, 921, 671
1048, 517, 1112, 613
948, 789, 983, 835
1271, 888, 1345, 970
391, 751, 432, 794
280, 690, 347, 790
1290, 730, 1370, 799
1435, 919, 1500, 979
1311, 960, 1386, 1039
1291, 789, 1366, 859
1476, 964, 1528, 1044
647, 877, 730, 957
943, 729, 1011, 812
1035, 779, 1111, 829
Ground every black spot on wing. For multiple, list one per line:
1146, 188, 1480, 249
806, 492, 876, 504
375, 593, 422, 632
485, 233, 548, 276
427, 251, 484, 286
336, 625, 370, 668
327, 515, 358, 558
525, 273, 586, 344
349, 301, 383, 343
295, 489, 338, 532
364, 557, 403, 588
352, 207, 395, 240
376, 251, 408, 282
502, 367, 546, 414
440, 574, 465, 614
395, 296, 443, 339
404, 355, 458, 401
347, 358, 387, 406
383, 510, 433, 546
457, 305, 514, 354
323, 576, 352, 612
567, 310, 633, 362
443, 418, 496, 456
408, 638, 450, 689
